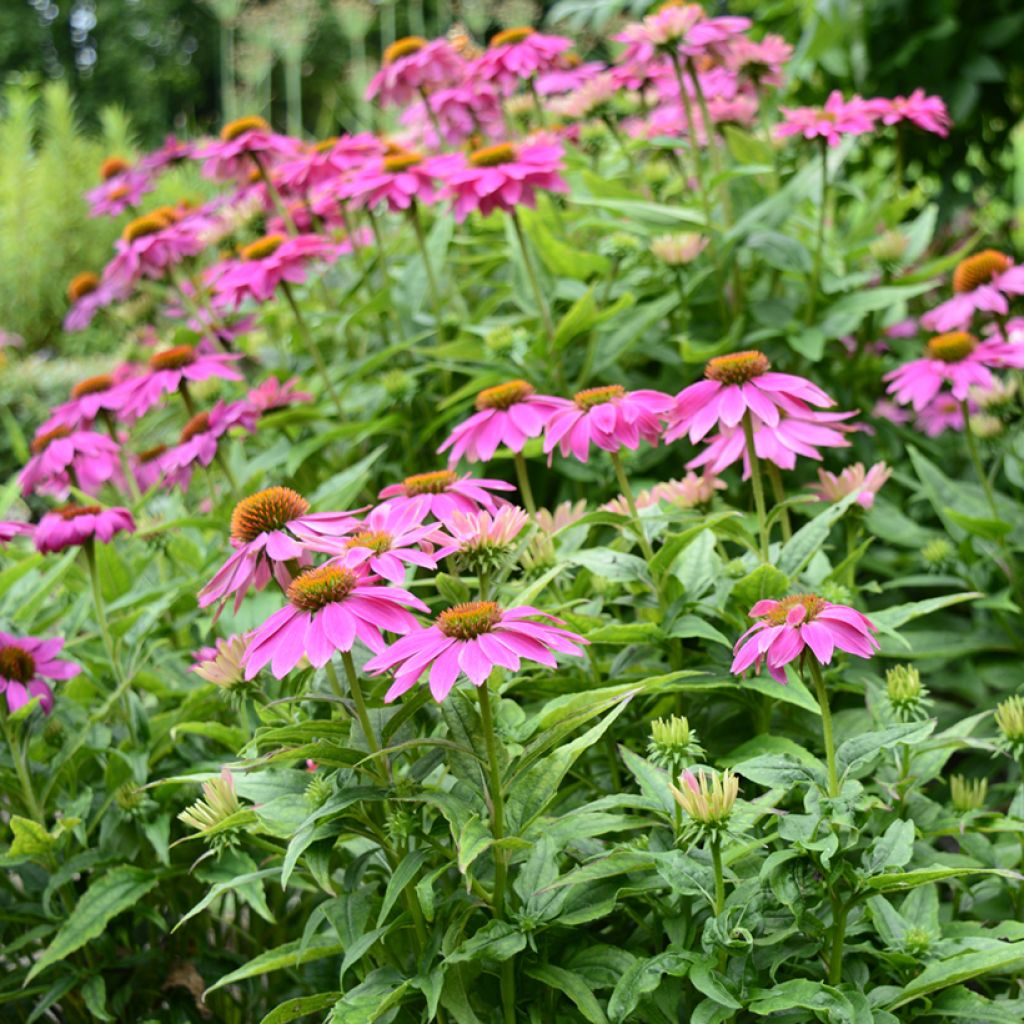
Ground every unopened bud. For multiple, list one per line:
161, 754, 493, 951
670, 768, 738, 830
870, 230, 908, 265
995, 695, 1024, 752
648, 715, 703, 770
949, 774, 987, 813
886, 664, 930, 721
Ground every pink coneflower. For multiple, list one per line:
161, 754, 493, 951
338, 150, 441, 213
365, 601, 587, 702
199, 487, 358, 615
534, 58, 606, 96
811, 462, 892, 509
915, 394, 973, 437
102, 207, 207, 297
775, 90, 877, 146
550, 72, 619, 120
438, 380, 564, 464
0, 521, 33, 545
0, 633, 80, 714
41, 367, 138, 432
731, 595, 878, 683
665, 351, 834, 445
433, 141, 567, 221
247, 376, 312, 415
87, 168, 153, 218
871, 398, 912, 426
400, 83, 505, 146
273, 139, 355, 196
64, 272, 117, 332
544, 385, 674, 463
19, 426, 121, 498
210, 234, 340, 309
883, 332, 1024, 410
198, 115, 299, 181
242, 565, 428, 678
921, 251, 1024, 332
726, 34, 792, 87
875, 90, 950, 137
614, 5, 750, 69
603, 471, 725, 515
121, 344, 243, 421
161, 401, 258, 491
140, 134, 195, 173
310, 499, 441, 584
436, 505, 530, 561
378, 470, 515, 519
191, 634, 247, 689
472, 27, 573, 95
132, 444, 174, 492
34, 503, 135, 554
367, 36, 465, 107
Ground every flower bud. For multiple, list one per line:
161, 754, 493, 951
969, 413, 1003, 439
651, 232, 708, 266
995, 695, 1024, 752
670, 768, 738, 830
921, 538, 954, 571
648, 715, 704, 771
599, 231, 643, 261
949, 774, 987, 813
178, 768, 242, 835
902, 926, 933, 957
886, 664, 930, 721
870, 230, 908, 266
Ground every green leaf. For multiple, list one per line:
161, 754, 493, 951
9, 816, 57, 860
447, 920, 527, 964
526, 964, 610, 1024
690, 955, 742, 1010
837, 721, 935, 779
376, 849, 429, 927
329, 970, 412, 1024
888, 942, 1024, 1010
871, 592, 983, 635
733, 753, 826, 789
665, 614, 730, 648
27, 866, 159, 981
206, 936, 346, 996
554, 286, 599, 348
927, 986, 1024, 1023
778, 491, 862, 577
867, 866, 1023, 893
865, 819, 915, 874
259, 992, 343, 1024
730, 563, 789, 610
748, 979, 854, 1021
943, 507, 1012, 540
607, 952, 693, 1023
819, 281, 937, 338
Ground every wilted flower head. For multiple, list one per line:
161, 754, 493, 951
648, 714, 704, 772
811, 462, 891, 509
995, 695, 1024, 755
651, 232, 708, 266
670, 768, 739, 831
885, 664, 931, 721
949, 775, 987, 814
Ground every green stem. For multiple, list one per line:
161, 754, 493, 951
710, 834, 726, 916
409, 202, 445, 337
766, 462, 791, 541
366, 206, 395, 346
807, 137, 828, 324
512, 451, 536, 516
0, 711, 44, 822
610, 451, 654, 563
809, 659, 839, 798
960, 399, 1000, 520
742, 412, 769, 562
418, 86, 446, 146
251, 152, 299, 235
828, 894, 848, 985
509, 208, 556, 349
339, 651, 389, 782
527, 77, 547, 128
280, 280, 344, 417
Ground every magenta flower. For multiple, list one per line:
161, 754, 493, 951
140, 134, 195, 173
471, 26, 572, 94
0, 633, 80, 714
438, 380, 564, 464
310, 499, 441, 584
34, 503, 135, 554
811, 462, 892, 509
211, 234, 340, 309
242, 566, 428, 678
20, 426, 121, 499
198, 115, 300, 181
200, 487, 361, 615
40, 367, 139, 432
121, 344, 243, 421
161, 401, 258, 491
273, 139, 357, 196
367, 36, 465, 107
247, 376, 313, 415
535, 59, 606, 96
433, 141, 567, 221
876, 89, 950, 137
366, 601, 587, 703
338, 151, 440, 213
732, 595, 878, 683
775, 90, 877, 146
543, 385, 674, 463
726, 34, 792, 87
86, 169, 153, 218
921, 251, 1024, 332
400, 83, 505, 147
883, 332, 1024, 411
378, 470, 515, 519
666, 351, 834, 446
614, 6, 750, 70
132, 444, 174, 492
0, 521, 33, 545
916, 395, 972, 437
102, 208, 207, 298
64, 272, 117, 332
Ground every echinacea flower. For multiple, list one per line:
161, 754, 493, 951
337, 151, 441, 213
247, 376, 313, 414
883, 332, 1024, 411
309, 499, 441, 583
161, 401, 258, 491
438, 380, 564, 464
377, 470, 515, 519
921, 250, 1024, 332
86, 168, 153, 218
543, 385, 674, 463
34, 503, 135, 553
433, 141, 568, 221
210, 233, 340, 309
616, 5, 750, 67
0, 633, 80, 714
650, 232, 707, 265
670, 768, 739, 829
0, 521, 33, 545
121, 344, 243, 421
191, 635, 248, 690
775, 90, 877, 146
40, 367, 138, 432
365, 601, 587, 702
242, 565, 428, 678
914, 394, 973, 437
366, 36, 466, 107
665, 351, 835, 444
522, 500, 588, 569
436, 506, 530, 570
64, 272, 117, 332
603, 471, 725, 515
103, 206, 206, 297
472, 26, 573, 95
726, 34, 792, 87
198, 115, 300, 181
19, 426, 121, 498
400, 83, 505, 146
731, 594, 878, 683
811, 462, 891, 509
139, 134, 195, 173
875, 90, 950, 137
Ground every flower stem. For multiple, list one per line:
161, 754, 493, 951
766, 462, 791, 541
709, 833, 726, 916
408, 202, 445, 338
279, 280, 344, 417
366, 206, 395, 346
251, 152, 298, 235
609, 450, 654, 563
477, 679, 516, 1024
512, 451, 536, 516
669, 54, 716, 259
807, 137, 828, 324
509, 208, 556, 348
0, 710, 44, 821
828, 893, 848, 985
742, 412, 769, 562
418, 85, 446, 146
960, 399, 1001, 520
338, 651, 388, 782
808, 659, 839, 798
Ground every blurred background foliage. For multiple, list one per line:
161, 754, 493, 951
1, 0, 1023, 352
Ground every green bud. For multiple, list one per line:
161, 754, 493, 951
949, 774, 987, 813
648, 714, 704, 771
870, 230, 908, 265
886, 664, 930, 721
921, 537, 954, 571
995, 695, 1024, 753
670, 769, 739, 832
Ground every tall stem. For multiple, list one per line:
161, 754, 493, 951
366, 206, 394, 346
409, 202, 445, 337
766, 462, 791, 541
279, 281, 344, 416
809, 659, 839, 798
610, 451, 654, 563
742, 412, 769, 562
512, 452, 536, 516
669, 55, 715, 251
0, 712, 43, 822
828, 894, 848, 984
960, 399, 1000, 520
418, 86, 446, 147
477, 680, 516, 1024
807, 138, 828, 324
251, 152, 299, 235
338, 651, 388, 782
509, 209, 556, 349
709, 834, 726, 916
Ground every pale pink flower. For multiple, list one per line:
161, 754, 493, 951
436, 505, 530, 559
191, 635, 247, 688
432, 140, 567, 220
883, 332, 1024, 410
549, 72, 619, 120
603, 471, 725, 515
377, 470, 515, 519
731, 595, 878, 683
871, 398, 912, 426
161, 401, 258, 491
811, 462, 892, 509
726, 34, 792, 87
543, 386, 674, 463
198, 116, 300, 181
121, 344, 243, 421
0, 632, 80, 714
366, 37, 465, 107
34, 503, 135, 553
921, 250, 1024, 332
20, 426, 121, 499
472, 28, 573, 95
775, 90, 877, 146
915, 395, 972, 437
365, 601, 587, 703
247, 376, 312, 414
536, 501, 587, 535
876, 90, 950, 137
438, 380, 563, 464
242, 566, 428, 678
535, 59, 606, 96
